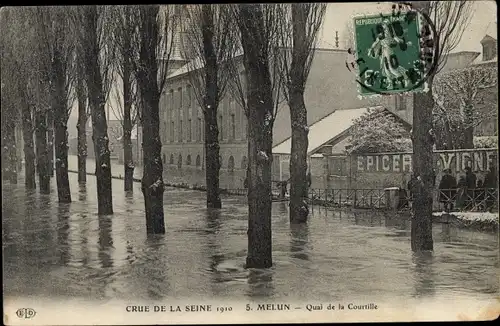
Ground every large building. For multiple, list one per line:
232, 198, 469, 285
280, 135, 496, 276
159, 48, 399, 188
157, 22, 497, 189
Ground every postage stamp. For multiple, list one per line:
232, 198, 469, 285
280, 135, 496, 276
2, 2, 498, 325
351, 6, 436, 97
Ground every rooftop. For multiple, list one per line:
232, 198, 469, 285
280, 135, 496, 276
272, 106, 381, 155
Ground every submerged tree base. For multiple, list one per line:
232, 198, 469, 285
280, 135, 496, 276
246, 256, 272, 269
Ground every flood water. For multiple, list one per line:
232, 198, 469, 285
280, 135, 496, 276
2, 173, 499, 305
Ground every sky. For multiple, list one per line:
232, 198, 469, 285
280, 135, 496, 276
318, 1, 497, 52
69, 1, 498, 130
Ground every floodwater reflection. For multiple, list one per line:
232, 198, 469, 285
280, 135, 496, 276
412, 251, 436, 298
247, 269, 275, 299
98, 215, 114, 269
2, 174, 498, 303
290, 224, 310, 261
142, 235, 170, 300
57, 203, 71, 266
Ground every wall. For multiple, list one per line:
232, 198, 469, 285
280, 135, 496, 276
162, 142, 248, 190
322, 148, 498, 191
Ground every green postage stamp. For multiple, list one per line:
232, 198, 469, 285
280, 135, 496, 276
353, 12, 426, 96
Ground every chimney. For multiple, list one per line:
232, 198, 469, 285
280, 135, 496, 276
480, 33, 497, 61
335, 31, 339, 48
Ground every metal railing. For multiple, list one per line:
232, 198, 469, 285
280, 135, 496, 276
306, 187, 498, 212
433, 187, 498, 212
308, 188, 388, 209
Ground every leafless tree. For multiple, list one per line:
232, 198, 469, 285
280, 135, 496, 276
72, 5, 116, 214
75, 50, 90, 184
410, 0, 473, 252
109, 5, 140, 191
35, 7, 77, 203
433, 64, 498, 149
134, 5, 178, 234
276, 3, 326, 224
231, 4, 284, 268
0, 8, 30, 185
181, 4, 237, 208
18, 7, 57, 194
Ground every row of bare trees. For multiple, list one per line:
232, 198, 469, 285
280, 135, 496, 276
1, 4, 326, 268
2, 3, 476, 266
0, 6, 171, 223
181, 4, 326, 267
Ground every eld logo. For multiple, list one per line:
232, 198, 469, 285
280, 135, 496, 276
16, 308, 36, 319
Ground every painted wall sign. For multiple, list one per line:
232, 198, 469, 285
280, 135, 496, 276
355, 149, 497, 173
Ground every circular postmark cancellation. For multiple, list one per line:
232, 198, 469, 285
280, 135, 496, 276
346, 3, 439, 97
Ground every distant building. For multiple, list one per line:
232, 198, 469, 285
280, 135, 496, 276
378, 29, 497, 140
159, 48, 399, 188
472, 27, 498, 137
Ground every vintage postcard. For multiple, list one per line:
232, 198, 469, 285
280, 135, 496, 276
2, 2, 499, 325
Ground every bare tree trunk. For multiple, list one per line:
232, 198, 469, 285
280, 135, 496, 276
288, 3, 317, 224
35, 108, 50, 193
289, 92, 309, 223
122, 43, 134, 192
136, 5, 167, 234
202, 5, 221, 209
411, 79, 435, 252
21, 96, 36, 189
83, 7, 113, 215
141, 91, 165, 234
52, 53, 72, 203
47, 109, 54, 177
123, 111, 134, 192
76, 76, 87, 184
0, 98, 18, 184
204, 108, 221, 208
238, 5, 274, 268
1, 121, 18, 184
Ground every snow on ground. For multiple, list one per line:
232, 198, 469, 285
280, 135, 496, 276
433, 211, 499, 223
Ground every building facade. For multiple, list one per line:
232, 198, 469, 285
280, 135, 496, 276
159, 48, 400, 188
158, 28, 498, 189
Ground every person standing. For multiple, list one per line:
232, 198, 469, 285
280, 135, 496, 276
483, 165, 498, 211
465, 166, 477, 210
438, 168, 457, 212
456, 175, 467, 211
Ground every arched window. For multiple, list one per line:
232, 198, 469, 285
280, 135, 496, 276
178, 154, 182, 169
219, 155, 223, 169
241, 156, 248, 170
186, 154, 192, 166
170, 154, 174, 165
228, 156, 235, 173
196, 155, 201, 167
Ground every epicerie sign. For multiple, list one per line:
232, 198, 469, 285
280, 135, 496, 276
355, 150, 497, 173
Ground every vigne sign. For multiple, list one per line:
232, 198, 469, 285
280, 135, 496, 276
355, 149, 497, 173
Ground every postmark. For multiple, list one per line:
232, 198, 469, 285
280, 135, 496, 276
347, 3, 439, 97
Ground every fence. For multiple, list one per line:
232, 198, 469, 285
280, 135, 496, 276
434, 187, 498, 212
308, 188, 388, 209
306, 187, 498, 212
